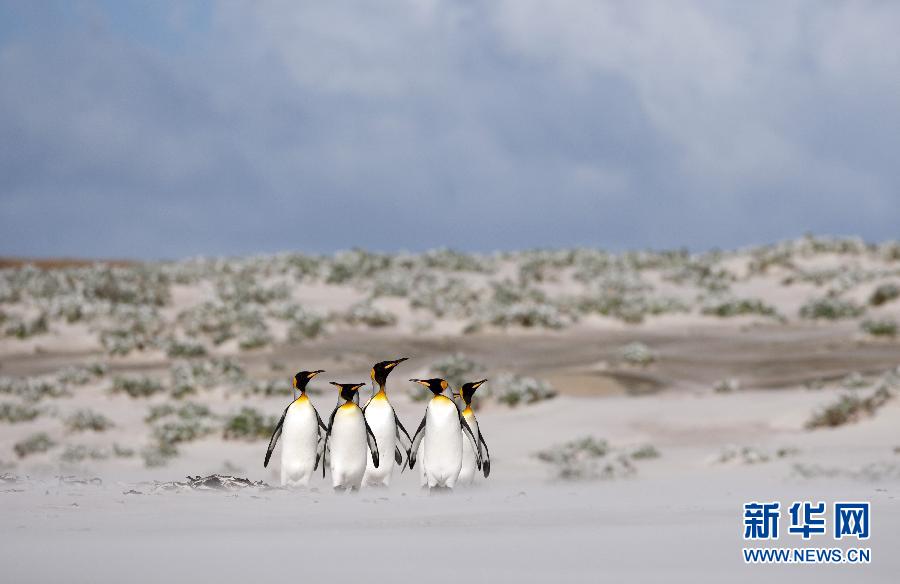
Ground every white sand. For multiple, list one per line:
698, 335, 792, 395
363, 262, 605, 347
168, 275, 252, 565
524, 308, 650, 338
2, 242, 899, 581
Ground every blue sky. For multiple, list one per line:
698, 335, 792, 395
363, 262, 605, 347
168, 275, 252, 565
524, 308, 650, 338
1, 1, 898, 259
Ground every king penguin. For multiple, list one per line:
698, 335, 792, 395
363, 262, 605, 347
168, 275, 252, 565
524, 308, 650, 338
456, 379, 491, 486
408, 378, 482, 490
263, 370, 327, 487
322, 382, 380, 491
362, 358, 412, 488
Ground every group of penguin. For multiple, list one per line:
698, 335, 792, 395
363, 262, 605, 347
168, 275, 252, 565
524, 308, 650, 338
263, 358, 491, 491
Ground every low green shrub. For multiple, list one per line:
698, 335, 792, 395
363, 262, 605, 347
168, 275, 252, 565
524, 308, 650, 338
701, 297, 779, 318
222, 407, 276, 441
619, 342, 656, 366
490, 373, 557, 406
535, 437, 638, 480
111, 375, 165, 398
0, 402, 40, 423
343, 301, 397, 327
799, 296, 864, 320
806, 386, 893, 429
869, 283, 900, 306
861, 318, 898, 337
165, 338, 208, 358
14, 432, 56, 458
65, 409, 115, 432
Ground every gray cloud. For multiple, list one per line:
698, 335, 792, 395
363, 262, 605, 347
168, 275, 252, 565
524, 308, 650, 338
1, 1, 898, 259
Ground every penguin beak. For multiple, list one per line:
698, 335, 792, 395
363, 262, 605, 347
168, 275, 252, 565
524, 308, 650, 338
384, 357, 408, 370
308, 370, 325, 378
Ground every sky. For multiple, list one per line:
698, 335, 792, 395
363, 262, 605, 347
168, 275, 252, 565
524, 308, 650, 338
1, 1, 898, 259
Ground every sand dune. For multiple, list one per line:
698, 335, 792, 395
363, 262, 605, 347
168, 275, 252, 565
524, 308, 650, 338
1, 238, 898, 581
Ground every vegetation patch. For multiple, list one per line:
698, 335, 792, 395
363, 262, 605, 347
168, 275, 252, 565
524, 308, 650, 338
860, 318, 897, 337
169, 358, 245, 399
806, 386, 893, 429
111, 375, 165, 398
56, 363, 107, 385
141, 441, 180, 468
59, 443, 135, 463
165, 338, 208, 358
343, 301, 398, 328
13, 432, 56, 458
713, 378, 741, 394
99, 305, 165, 355
629, 444, 661, 460
489, 373, 557, 406
701, 297, 779, 318
4, 313, 49, 339
535, 437, 640, 480
0, 402, 40, 423
223, 407, 276, 441
0, 376, 70, 402
799, 296, 865, 320
618, 342, 657, 366
710, 445, 798, 465
869, 283, 900, 306
237, 328, 273, 351
142, 402, 218, 467
275, 304, 325, 342
65, 409, 115, 433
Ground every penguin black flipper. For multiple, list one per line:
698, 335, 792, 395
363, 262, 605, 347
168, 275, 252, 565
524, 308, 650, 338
313, 407, 327, 471
394, 445, 403, 466
321, 405, 339, 478
393, 410, 413, 445
392, 408, 413, 454
364, 417, 380, 468
407, 416, 427, 470
263, 402, 291, 468
479, 430, 491, 478
459, 414, 483, 470
315, 408, 328, 433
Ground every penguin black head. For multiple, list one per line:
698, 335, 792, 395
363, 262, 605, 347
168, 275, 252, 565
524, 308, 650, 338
293, 370, 325, 393
329, 381, 366, 402
371, 357, 408, 388
459, 379, 487, 406
409, 378, 449, 396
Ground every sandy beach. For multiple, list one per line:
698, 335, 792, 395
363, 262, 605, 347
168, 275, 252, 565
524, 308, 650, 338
1, 241, 899, 581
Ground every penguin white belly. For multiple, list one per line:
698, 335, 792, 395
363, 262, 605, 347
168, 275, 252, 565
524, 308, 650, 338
423, 397, 463, 488
458, 410, 479, 486
362, 397, 396, 487
280, 398, 319, 487
329, 405, 368, 489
